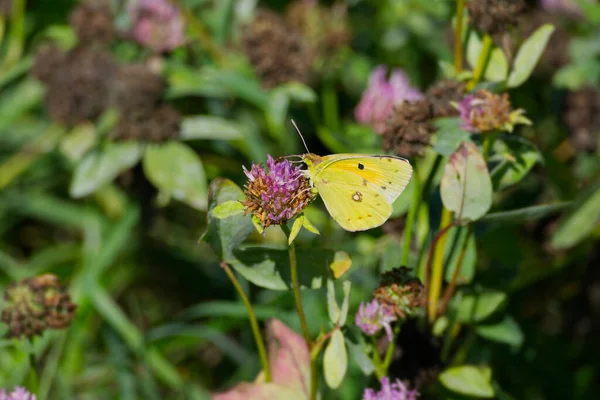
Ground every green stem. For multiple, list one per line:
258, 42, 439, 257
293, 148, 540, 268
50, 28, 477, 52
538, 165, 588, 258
281, 224, 316, 400
401, 164, 420, 266
482, 132, 497, 160
438, 225, 472, 317
1, 0, 25, 71
220, 262, 271, 382
427, 209, 455, 323
370, 336, 384, 379
454, 0, 466, 74
467, 34, 493, 90
381, 327, 398, 373
27, 338, 39, 394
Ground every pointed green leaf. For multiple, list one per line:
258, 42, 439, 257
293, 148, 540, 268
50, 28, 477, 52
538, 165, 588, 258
276, 82, 317, 103
323, 330, 347, 389
288, 216, 305, 245
433, 118, 472, 156
491, 136, 542, 190
444, 227, 476, 285
507, 24, 555, 88
327, 279, 341, 325
302, 216, 320, 235
441, 142, 492, 222
551, 181, 600, 249
338, 281, 352, 327
476, 315, 524, 348
70, 142, 143, 198
200, 179, 254, 259
480, 202, 570, 224
456, 289, 507, 323
212, 200, 245, 219
180, 116, 245, 141
143, 142, 208, 210
486, 46, 509, 82
439, 365, 495, 398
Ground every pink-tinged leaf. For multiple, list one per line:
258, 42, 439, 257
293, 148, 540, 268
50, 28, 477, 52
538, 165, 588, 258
440, 142, 492, 222
212, 319, 310, 400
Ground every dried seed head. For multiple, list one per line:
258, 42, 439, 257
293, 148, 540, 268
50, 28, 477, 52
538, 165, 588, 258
1, 274, 77, 339
467, 0, 526, 35
426, 79, 467, 118
241, 155, 314, 229
69, 1, 116, 46
0, 0, 11, 16
564, 87, 600, 152
383, 100, 436, 158
112, 104, 180, 143
374, 267, 426, 319
242, 10, 312, 89
110, 63, 166, 114
457, 89, 512, 133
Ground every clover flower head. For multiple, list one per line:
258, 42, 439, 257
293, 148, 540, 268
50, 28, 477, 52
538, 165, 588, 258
242, 155, 313, 229
355, 65, 423, 134
457, 89, 514, 133
362, 377, 419, 400
355, 299, 397, 341
128, 0, 185, 52
375, 267, 426, 319
0, 387, 37, 400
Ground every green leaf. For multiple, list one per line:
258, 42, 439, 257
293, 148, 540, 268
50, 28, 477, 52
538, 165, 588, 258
439, 365, 495, 398
486, 46, 509, 82
70, 142, 143, 198
227, 247, 334, 291
346, 339, 375, 376
143, 142, 208, 210
444, 227, 476, 285
480, 202, 570, 224
507, 24, 555, 88
212, 200, 245, 219
59, 123, 97, 162
476, 315, 524, 348
323, 330, 347, 389
302, 216, 320, 235
327, 279, 341, 325
433, 118, 472, 156
0, 79, 45, 133
551, 181, 600, 249
456, 289, 507, 323
490, 136, 542, 190
275, 82, 317, 103
441, 142, 493, 222
201, 179, 254, 259
338, 281, 352, 327
179, 116, 245, 141
288, 216, 305, 245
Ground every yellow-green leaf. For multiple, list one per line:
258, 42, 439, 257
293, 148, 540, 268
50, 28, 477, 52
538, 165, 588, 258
323, 330, 347, 389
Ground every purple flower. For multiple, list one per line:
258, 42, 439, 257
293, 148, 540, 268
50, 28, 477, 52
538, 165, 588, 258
355, 65, 423, 134
363, 377, 419, 400
457, 89, 515, 133
128, 0, 185, 52
0, 387, 36, 400
541, 0, 585, 16
355, 299, 397, 341
457, 94, 479, 132
242, 155, 313, 229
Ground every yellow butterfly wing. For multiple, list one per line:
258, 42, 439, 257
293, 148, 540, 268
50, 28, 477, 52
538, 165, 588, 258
310, 155, 412, 231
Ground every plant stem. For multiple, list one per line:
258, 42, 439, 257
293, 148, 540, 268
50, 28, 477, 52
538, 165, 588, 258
401, 164, 420, 266
27, 338, 39, 394
281, 224, 316, 400
371, 336, 384, 379
438, 225, 472, 317
454, 0, 466, 74
1, 0, 25, 71
220, 262, 271, 382
467, 34, 493, 90
426, 209, 455, 323
482, 132, 497, 159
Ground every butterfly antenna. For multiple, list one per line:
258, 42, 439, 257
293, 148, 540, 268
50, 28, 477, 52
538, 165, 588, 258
291, 119, 310, 153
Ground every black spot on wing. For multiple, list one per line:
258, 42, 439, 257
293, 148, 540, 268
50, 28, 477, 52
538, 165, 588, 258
358, 163, 365, 170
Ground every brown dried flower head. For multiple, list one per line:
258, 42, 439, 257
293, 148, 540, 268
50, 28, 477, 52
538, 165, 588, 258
374, 267, 426, 319
458, 89, 512, 133
383, 99, 437, 158
69, 1, 116, 46
110, 63, 166, 114
426, 79, 467, 118
242, 9, 312, 89
1, 274, 77, 339
112, 104, 180, 143
564, 87, 600, 152
467, 0, 526, 35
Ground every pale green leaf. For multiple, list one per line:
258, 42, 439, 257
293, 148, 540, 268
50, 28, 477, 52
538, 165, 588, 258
476, 315, 524, 348
338, 281, 352, 327
302, 216, 320, 235
439, 365, 495, 398
508, 24, 555, 88
288, 216, 305, 245
180, 116, 245, 141
327, 279, 341, 325
456, 290, 507, 323
323, 330, 347, 389
551, 182, 600, 249
212, 200, 245, 219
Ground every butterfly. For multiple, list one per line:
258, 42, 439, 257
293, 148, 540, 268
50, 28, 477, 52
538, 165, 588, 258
291, 121, 413, 232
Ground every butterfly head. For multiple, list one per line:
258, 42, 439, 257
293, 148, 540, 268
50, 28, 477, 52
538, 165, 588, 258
302, 153, 322, 168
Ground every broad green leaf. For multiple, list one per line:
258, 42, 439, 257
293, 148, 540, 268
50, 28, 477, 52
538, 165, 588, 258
330, 251, 352, 279
491, 136, 542, 190
476, 315, 524, 348
439, 365, 495, 398
338, 281, 352, 326
70, 142, 143, 198
276, 82, 317, 103
180, 116, 245, 141
553, 60, 600, 90
0, 79, 45, 133
466, 30, 482, 71
433, 118, 472, 156
444, 227, 476, 285
480, 202, 570, 224
507, 24, 555, 88
486, 46, 509, 82
288, 216, 305, 245
212, 200, 245, 219
323, 330, 347, 389
346, 339, 375, 376
59, 123, 97, 162
551, 181, 600, 249
227, 247, 334, 290
143, 142, 208, 210
456, 289, 507, 323
201, 179, 254, 259
327, 279, 341, 324
440, 142, 492, 222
